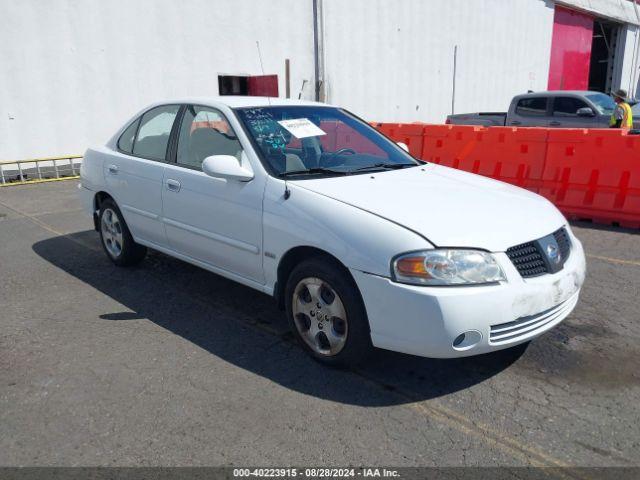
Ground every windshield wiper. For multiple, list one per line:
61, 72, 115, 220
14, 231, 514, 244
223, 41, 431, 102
353, 163, 416, 172
280, 167, 348, 177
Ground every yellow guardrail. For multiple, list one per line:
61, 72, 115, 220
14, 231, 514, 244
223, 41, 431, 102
0, 155, 83, 187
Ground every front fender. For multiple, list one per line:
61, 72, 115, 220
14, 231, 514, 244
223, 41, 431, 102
262, 177, 432, 291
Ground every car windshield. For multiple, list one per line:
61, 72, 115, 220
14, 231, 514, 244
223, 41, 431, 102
234, 106, 418, 177
585, 93, 616, 115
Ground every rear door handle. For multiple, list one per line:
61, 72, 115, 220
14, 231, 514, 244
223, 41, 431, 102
510, 121, 521, 125
549, 121, 561, 126
107, 164, 119, 174
166, 179, 181, 192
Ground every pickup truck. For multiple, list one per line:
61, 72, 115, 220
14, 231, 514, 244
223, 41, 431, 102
447, 91, 619, 128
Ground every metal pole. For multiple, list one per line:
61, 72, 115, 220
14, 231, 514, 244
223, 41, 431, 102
452, 45, 458, 115
312, 0, 320, 101
285, 58, 291, 99
630, 2, 640, 98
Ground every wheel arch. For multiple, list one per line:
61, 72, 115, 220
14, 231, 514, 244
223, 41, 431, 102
275, 245, 359, 310
92, 191, 114, 231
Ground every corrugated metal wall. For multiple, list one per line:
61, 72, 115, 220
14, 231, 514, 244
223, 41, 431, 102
321, 0, 556, 123
0, 0, 315, 159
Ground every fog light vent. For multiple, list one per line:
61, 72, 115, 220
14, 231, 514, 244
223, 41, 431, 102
452, 330, 482, 351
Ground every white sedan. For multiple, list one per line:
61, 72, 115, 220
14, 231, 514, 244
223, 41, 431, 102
80, 97, 586, 366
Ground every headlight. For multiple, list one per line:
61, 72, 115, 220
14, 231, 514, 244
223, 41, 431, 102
392, 249, 506, 286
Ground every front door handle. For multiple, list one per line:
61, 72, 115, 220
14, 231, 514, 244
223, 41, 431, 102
107, 164, 119, 175
510, 121, 521, 125
549, 121, 561, 126
166, 179, 181, 192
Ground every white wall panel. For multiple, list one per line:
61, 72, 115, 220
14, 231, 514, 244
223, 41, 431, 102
321, 0, 555, 122
614, 25, 640, 96
0, 0, 315, 159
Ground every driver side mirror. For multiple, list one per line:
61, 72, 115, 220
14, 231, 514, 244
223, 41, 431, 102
397, 142, 409, 152
202, 155, 254, 182
577, 107, 595, 117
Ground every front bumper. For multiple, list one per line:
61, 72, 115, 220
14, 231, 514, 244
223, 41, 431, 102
352, 228, 586, 358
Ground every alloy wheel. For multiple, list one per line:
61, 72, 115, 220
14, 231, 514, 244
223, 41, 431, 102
292, 277, 348, 356
101, 208, 124, 258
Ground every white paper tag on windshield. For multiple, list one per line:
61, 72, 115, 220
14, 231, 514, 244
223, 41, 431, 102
277, 118, 326, 139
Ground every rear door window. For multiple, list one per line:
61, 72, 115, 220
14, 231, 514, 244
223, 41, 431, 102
515, 97, 548, 116
553, 97, 588, 116
132, 105, 180, 161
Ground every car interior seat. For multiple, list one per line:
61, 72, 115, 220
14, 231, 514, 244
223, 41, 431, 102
134, 134, 170, 160
189, 128, 242, 167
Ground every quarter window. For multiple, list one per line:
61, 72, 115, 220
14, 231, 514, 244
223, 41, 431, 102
132, 105, 180, 161
117, 119, 140, 154
515, 98, 548, 116
553, 97, 588, 116
176, 106, 243, 169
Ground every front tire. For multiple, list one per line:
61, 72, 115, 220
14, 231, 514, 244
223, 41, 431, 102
99, 198, 147, 266
285, 257, 372, 367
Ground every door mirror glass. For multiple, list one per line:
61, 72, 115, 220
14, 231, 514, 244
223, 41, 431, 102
577, 107, 595, 117
202, 155, 254, 182
397, 142, 409, 152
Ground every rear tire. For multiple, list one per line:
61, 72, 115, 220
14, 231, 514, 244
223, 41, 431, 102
285, 257, 372, 368
98, 198, 147, 266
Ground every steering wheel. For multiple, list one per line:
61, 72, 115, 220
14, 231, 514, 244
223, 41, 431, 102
324, 148, 357, 167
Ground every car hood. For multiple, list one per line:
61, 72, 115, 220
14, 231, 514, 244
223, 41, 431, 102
289, 164, 566, 252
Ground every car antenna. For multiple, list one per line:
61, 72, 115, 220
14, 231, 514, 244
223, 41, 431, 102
256, 41, 271, 106
284, 181, 291, 200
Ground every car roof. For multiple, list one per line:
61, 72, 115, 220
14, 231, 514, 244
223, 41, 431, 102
149, 96, 332, 109
516, 90, 606, 98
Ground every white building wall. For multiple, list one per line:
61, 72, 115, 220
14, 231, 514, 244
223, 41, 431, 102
4, 0, 640, 159
321, 0, 556, 123
0, 0, 315, 159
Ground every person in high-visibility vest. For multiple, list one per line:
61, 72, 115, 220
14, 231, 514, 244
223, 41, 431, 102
610, 89, 633, 129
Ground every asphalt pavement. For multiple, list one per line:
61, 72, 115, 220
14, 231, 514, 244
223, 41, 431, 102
0, 181, 638, 471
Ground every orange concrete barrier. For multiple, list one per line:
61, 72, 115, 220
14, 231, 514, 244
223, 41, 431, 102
372, 122, 640, 228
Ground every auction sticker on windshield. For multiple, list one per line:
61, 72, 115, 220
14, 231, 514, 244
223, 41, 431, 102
278, 118, 326, 139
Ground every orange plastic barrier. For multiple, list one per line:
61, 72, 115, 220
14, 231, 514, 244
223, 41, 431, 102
374, 123, 425, 158
419, 125, 547, 192
540, 129, 640, 228
372, 122, 640, 228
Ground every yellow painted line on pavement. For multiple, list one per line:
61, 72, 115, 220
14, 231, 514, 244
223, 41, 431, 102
354, 372, 596, 480
0, 198, 101, 253
587, 254, 640, 267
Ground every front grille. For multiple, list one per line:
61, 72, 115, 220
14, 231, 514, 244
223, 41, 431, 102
506, 227, 571, 278
554, 227, 571, 261
506, 242, 547, 277
489, 293, 579, 344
